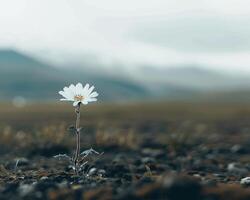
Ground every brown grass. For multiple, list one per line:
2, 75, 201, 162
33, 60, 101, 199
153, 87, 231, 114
0, 101, 250, 154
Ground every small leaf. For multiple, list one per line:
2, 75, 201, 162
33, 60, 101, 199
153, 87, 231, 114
80, 148, 100, 157
68, 125, 77, 134
54, 154, 72, 161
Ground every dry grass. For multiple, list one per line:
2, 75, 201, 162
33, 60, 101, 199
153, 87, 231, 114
1, 101, 250, 200
0, 101, 250, 155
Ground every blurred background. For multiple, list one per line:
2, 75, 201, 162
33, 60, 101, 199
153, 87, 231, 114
2, 2, 250, 199
0, 0, 250, 104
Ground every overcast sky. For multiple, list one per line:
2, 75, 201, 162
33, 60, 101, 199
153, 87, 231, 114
0, 0, 250, 74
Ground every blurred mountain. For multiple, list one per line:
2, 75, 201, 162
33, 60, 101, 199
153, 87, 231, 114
0, 50, 148, 101
134, 66, 250, 91
1, 49, 250, 102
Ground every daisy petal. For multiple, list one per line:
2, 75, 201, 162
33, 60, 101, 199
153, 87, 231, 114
59, 91, 65, 95
76, 83, 83, 91
83, 83, 90, 92
88, 98, 97, 102
73, 101, 79, 106
59, 91, 69, 99
63, 87, 68, 91
68, 84, 76, 94
82, 101, 88, 105
90, 92, 98, 98
60, 98, 71, 101
87, 86, 95, 96
69, 84, 74, 89
63, 87, 74, 99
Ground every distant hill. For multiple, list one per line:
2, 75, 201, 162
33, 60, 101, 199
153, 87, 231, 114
0, 50, 148, 101
133, 66, 250, 93
1, 49, 250, 102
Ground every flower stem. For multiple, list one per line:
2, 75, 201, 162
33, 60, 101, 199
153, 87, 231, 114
73, 102, 81, 174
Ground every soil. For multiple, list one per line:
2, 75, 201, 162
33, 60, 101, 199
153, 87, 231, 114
1, 102, 250, 200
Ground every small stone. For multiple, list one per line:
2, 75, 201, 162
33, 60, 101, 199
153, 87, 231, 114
193, 174, 201, 178
241, 177, 250, 186
18, 176, 25, 180
40, 176, 49, 180
213, 173, 226, 178
227, 163, 248, 176
35, 191, 42, 198
231, 145, 246, 154
142, 148, 165, 158
141, 157, 156, 164
72, 185, 82, 190
98, 169, 106, 175
58, 181, 68, 189
202, 179, 217, 187
18, 184, 34, 197
88, 168, 97, 176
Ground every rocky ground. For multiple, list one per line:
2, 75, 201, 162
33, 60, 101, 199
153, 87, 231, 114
1, 102, 250, 200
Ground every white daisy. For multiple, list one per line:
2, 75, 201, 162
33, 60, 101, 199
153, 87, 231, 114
59, 83, 98, 106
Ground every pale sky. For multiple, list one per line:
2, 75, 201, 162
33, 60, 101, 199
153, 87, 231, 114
0, 0, 250, 74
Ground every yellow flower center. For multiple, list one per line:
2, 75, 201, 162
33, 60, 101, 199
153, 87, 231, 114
74, 95, 84, 101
